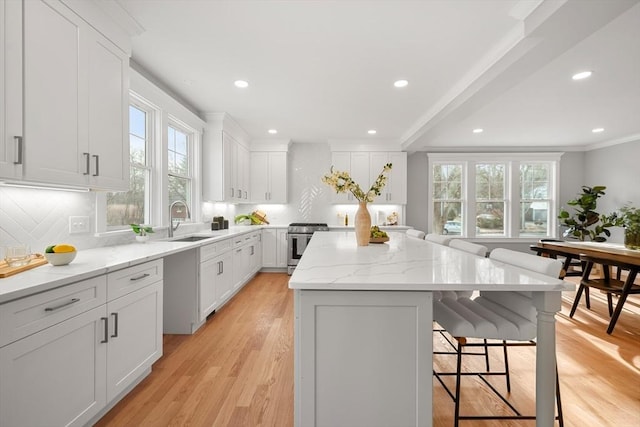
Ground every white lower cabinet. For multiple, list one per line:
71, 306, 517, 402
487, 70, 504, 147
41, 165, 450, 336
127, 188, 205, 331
199, 248, 233, 321
0, 305, 107, 427
0, 259, 163, 427
262, 228, 288, 269
232, 231, 262, 290
214, 250, 234, 308
106, 281, 163, 402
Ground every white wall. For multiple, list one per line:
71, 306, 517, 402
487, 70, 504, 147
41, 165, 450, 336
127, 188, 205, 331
583, 139, 640, 243
406, 152, 429, 233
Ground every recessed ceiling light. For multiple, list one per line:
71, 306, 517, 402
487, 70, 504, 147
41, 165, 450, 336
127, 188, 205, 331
473, 128, 483, 133
234, 80, 249, 88
572, 71, 592, 80
368, 129, 377, 135
393, 79, 409, 88
592, 127, 604, 133
268, 129, 278, 134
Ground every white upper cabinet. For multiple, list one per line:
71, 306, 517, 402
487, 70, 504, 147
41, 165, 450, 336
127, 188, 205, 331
0, 0, 22, 179
21, 0, 129, 190
251, 151, 287, 203
370, 152, 407, 204
330, 150, 407, 204
203, 114, 252, 203
0, 0, 131, 190
329, 152, 370, 203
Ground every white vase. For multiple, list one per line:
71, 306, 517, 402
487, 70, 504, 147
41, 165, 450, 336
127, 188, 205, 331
136, 235, 149, 243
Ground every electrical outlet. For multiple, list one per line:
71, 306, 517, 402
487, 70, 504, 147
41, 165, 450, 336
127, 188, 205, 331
69, 216, 90, 234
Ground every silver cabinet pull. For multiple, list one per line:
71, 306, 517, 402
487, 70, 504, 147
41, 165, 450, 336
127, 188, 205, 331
244, 190, 247, 199
92, 154, 100, 176
83, 152, 90, 175
250, 246, 254, 256
101, 317, 109, 343
265, 192, 268, 200
217, 260, 223, 275
13, 136, 23, 165
110, 312, 118, 338
230, 187, 234, 198
130, 273, 150, 281
44, 298, 79, 312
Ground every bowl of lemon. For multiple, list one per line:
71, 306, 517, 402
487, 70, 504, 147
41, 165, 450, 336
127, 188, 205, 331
44, 244, 77, 266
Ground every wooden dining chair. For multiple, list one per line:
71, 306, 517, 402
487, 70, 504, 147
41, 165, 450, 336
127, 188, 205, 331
433, 248, 564, 426
570, 254, 639, 334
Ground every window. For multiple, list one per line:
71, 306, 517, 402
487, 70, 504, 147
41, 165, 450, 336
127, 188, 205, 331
520, 163, 552, 236
428, 153, 560, 239
476, 163, 505, 236
167, 121, 193, 212
432, 164, 463, 235
106, 99, 153, 229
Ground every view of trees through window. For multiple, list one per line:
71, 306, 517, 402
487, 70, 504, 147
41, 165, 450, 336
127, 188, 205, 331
476, 164, 505, 236
167, 125, 191, 208
432, 164, 463, 234
430, 158, 556, 237
106, 105, 149, 228
520, 163, 551, 236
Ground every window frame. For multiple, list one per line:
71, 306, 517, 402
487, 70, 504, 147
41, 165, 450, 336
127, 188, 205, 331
96, 86, 204, 236
427, 153, 561, 240
165, 117, 196, 216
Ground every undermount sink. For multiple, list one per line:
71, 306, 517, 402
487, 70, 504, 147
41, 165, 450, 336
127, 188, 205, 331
171, 236, 211, 242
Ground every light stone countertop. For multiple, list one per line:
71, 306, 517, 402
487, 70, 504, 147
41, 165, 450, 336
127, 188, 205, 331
0, 226, 263, 304
289, 231, 574, 292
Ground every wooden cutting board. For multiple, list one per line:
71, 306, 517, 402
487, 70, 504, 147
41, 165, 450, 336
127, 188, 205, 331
0, 254, 48, 278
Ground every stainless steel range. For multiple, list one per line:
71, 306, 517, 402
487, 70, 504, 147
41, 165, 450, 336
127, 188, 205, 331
287, 223, 329, 275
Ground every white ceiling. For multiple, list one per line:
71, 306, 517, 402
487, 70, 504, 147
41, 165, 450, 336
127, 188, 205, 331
117, 0, 640, 151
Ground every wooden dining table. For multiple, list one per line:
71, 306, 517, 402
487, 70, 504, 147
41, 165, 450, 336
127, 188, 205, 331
537, 240, 640, 267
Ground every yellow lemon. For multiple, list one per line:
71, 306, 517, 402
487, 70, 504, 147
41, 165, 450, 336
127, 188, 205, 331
52, 244, 76, 253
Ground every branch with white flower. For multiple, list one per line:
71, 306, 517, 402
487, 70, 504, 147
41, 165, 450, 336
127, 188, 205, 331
322, 163, 392, 203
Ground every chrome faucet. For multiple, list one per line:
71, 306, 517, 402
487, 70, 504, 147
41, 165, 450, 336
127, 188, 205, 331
168, 200, 190, 238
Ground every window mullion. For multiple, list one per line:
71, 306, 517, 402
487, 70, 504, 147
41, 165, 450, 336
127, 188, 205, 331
466, 161, 475, 238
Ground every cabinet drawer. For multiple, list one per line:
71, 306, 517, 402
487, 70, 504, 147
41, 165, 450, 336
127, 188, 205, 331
0, 275, 107, 347
200, 238, 232, 262
233, 233, 254, 248
107, 259, 163, 301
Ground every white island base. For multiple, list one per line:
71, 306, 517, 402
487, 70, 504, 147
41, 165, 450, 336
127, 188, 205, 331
295, 290, 433, 427
289, 231, 570, 427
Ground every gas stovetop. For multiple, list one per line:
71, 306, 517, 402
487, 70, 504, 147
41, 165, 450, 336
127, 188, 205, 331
288, 223, 330, 234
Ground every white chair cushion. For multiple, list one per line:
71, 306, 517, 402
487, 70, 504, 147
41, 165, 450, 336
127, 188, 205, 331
449, 239, 488, 257
406, 229, 426, 239
425, 234, 452, 246
434, 296, 536, 341
490, 248, 562, 278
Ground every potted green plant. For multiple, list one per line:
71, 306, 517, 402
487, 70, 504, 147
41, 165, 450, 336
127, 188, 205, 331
618, 205, 640, 250
130, 224, 154, 242
558, 185, 617, 242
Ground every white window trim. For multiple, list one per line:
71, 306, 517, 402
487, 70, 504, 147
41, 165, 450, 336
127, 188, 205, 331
427, 152, 562, 240
163, 115, 201, 227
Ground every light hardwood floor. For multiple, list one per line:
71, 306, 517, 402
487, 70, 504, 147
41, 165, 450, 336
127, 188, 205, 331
96, 273, 639, 427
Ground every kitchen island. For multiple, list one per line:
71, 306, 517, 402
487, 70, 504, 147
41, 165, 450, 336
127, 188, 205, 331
289, 231, 572, 427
